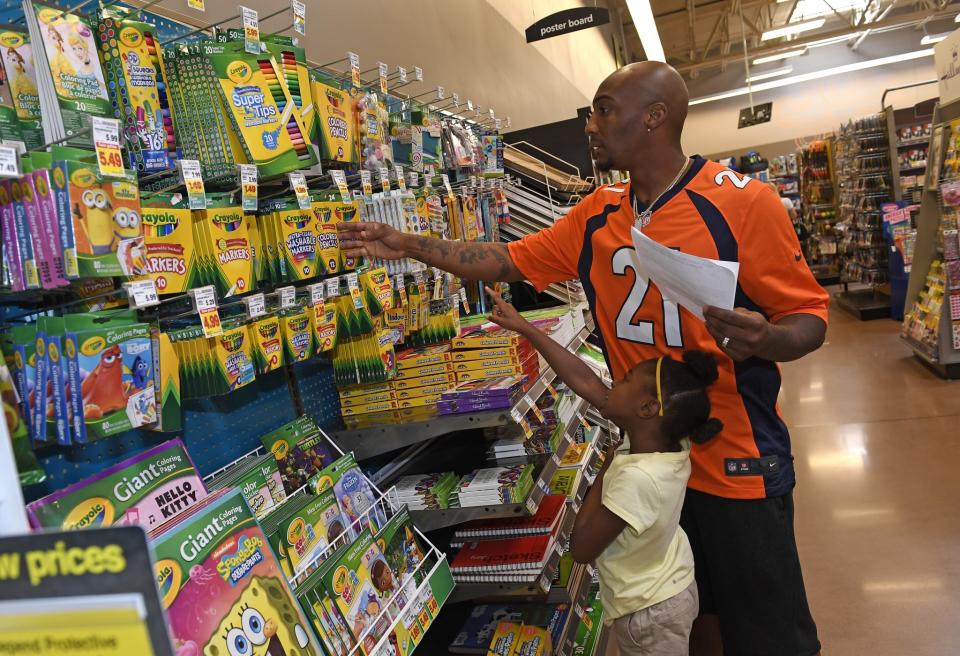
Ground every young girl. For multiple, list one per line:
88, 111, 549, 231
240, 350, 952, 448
485, 288, 723, 656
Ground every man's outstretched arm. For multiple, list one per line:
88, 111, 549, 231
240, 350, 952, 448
338, 221, 525, 282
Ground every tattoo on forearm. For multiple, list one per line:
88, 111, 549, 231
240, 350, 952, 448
411, 235, 452, 260
412, 237, 518, 281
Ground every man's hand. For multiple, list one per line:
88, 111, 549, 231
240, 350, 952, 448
337, 221, 408, 260
485, 286, 532, 335
703, 306, 773, 362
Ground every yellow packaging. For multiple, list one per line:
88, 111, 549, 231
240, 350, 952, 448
312, 78, 359, 163
312, 198, 341, 275
453, 331, 521, 350
394, 383, 451, 400
213, 324, 256, 393
397, 393, 443, 409
549, 466, 583, 497
244, 213, 262, 285
195, 200, 253, 297
455, 365, 524, 382
146, 327, 181, 433
450, 346, 525, 362
390, 372, 457, 390
333, 200, 361, 271
251, 315, 284, 374
360, 267, 394, 316
339, 390, 396, 407
452, 356, 520, 373
310, 300, 337, 353
339, 382, 391, 399
140, 193, 194, 294
340, 398, 399, 416
276, 203, 318, 280
395, 344, 450, 370
281, 308, 313, 363
393, 362, 453, 380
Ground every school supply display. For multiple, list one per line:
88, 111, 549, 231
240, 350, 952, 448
454, 464, 535, 508
452, 495, 567, 544
395, 471, 458, 510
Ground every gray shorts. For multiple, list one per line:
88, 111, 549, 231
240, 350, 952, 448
612, 580, 699, 656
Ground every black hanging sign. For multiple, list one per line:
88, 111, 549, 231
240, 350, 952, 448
526, 7, 610, 43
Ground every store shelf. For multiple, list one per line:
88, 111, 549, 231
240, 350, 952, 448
834, 288, 891, 320
411, 431, 575, 532
898, 137, 931, 148
332, 322, 594, 460
447, 504, 577, 603
553, 565, 596, 656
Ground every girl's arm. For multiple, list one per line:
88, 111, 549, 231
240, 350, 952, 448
485, 287, 609, 409
570, 441, 626, 563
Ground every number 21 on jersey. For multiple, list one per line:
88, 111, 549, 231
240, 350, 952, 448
612, 247, 683, 347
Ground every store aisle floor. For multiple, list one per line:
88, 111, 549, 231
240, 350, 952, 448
605, 306, 959, 655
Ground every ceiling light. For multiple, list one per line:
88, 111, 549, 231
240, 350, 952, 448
761, 18, 826, 41
752, 48, 808, 65
689, 49, 934, 106
745, 65, 794, 82
921, 32, 951, 45
624, 0, 665, 62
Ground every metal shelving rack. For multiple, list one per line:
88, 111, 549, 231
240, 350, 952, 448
901, 100, 960, 378
799, 138, 841, 285
834, 109, 895, 320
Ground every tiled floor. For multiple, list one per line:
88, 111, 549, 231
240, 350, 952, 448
607, 306, 960, 655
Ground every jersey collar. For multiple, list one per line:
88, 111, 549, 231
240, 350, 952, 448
628, 154, 707, 216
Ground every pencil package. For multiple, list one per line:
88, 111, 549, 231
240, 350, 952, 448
311, 194, 342, 276
311, 73, 359, 165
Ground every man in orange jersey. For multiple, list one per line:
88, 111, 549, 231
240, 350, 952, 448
340, 61, 825, 656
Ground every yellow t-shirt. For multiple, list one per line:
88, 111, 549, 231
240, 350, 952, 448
596, 446, 695, 622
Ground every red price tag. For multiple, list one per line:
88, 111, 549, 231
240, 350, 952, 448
200, 307, 222, 337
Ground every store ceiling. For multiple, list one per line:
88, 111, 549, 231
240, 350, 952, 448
607, 0, 960, 76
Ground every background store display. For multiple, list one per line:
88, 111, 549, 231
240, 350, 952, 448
799, 139, 841, 285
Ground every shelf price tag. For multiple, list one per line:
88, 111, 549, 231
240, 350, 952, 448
330, 169, 351, 203
92, 117, 124, 178
307, 282, 324, 306
359, 169, 373, 198
529, 400, 544, 423
580, 415, 591, 429
0, 144, 20, 178
191, 285, 221, 337
506, 116, 512, 129
546, 382, 559, 400
452, 92, 460, 107
277, 285, 296, 309
441, 174, 453, 196
288, 171, 310, 209
244, 292, 266, 318
238, 164, 257, 211
408, 171, 419, 188
397, 66, 407, 83
525, 495, 538, 515
326, 276, 340, 298
347, 272, 363, 309
395, 165, 407, 192
495, 118, 502, 131
458, 287, 469, 313
519, 417, 533, 438
413, 271, 426, 295
180, 159, 206, 209
414, 66, 423, 81
291, 0, 305, 35
347, 51, 360, 87
436, 86, 445, 100
378, 62, 388, 94
378, 167, 390, 194
240, 6, 260, 54
395, 275, 408, 305
123, 279, 159, 309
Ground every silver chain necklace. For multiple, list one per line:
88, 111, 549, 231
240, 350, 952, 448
632, 157, 692, 229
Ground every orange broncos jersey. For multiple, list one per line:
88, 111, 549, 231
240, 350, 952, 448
508, 156, 829, 499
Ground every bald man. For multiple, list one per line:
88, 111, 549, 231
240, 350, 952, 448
340, 62, 826, 656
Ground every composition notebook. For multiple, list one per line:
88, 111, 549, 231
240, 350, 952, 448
453, 495, 566, 543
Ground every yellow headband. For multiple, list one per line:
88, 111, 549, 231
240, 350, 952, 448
655, 356, 665, 417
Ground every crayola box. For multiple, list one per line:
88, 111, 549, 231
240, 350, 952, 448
140, 192, 197, 294
95, 7, 177, 173
266, 487, 351, 581
263, 36, 315, 142
37, 315, 70, 445
340, 399, 399, 416
453, 329, 522, 350
251, 314, 285, 375
390, 371, 457, 390
0, 179, 28, 291
310, 73, 358, 164
193, 194, 253, 297
274, 199, 319, 280
395, 344, 451, 370
2, 178, 40, 289
212, 320, 256, 394
151, 488, 322, 656
26, 438, 206, 530
281, 307, 314, 363
311, 196, 342, 276
393, 362, 453, 380
146, 327, 182, 433
204, 42, 316, 177
339, 390, 397, 408
339, 382, 391, 399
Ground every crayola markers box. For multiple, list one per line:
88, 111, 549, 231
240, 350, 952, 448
140, 192, 196, 294
281, 307, 313, 363
275, 199, 319, 280
205, 42, 316, 177
26, 438, 206, 530
151, 489, 322, 656
263, 37, 315, 144
62, 312, 157, 441
193, 194, 253, 297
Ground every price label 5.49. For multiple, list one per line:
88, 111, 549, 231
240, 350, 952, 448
93, 117, 124, 178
